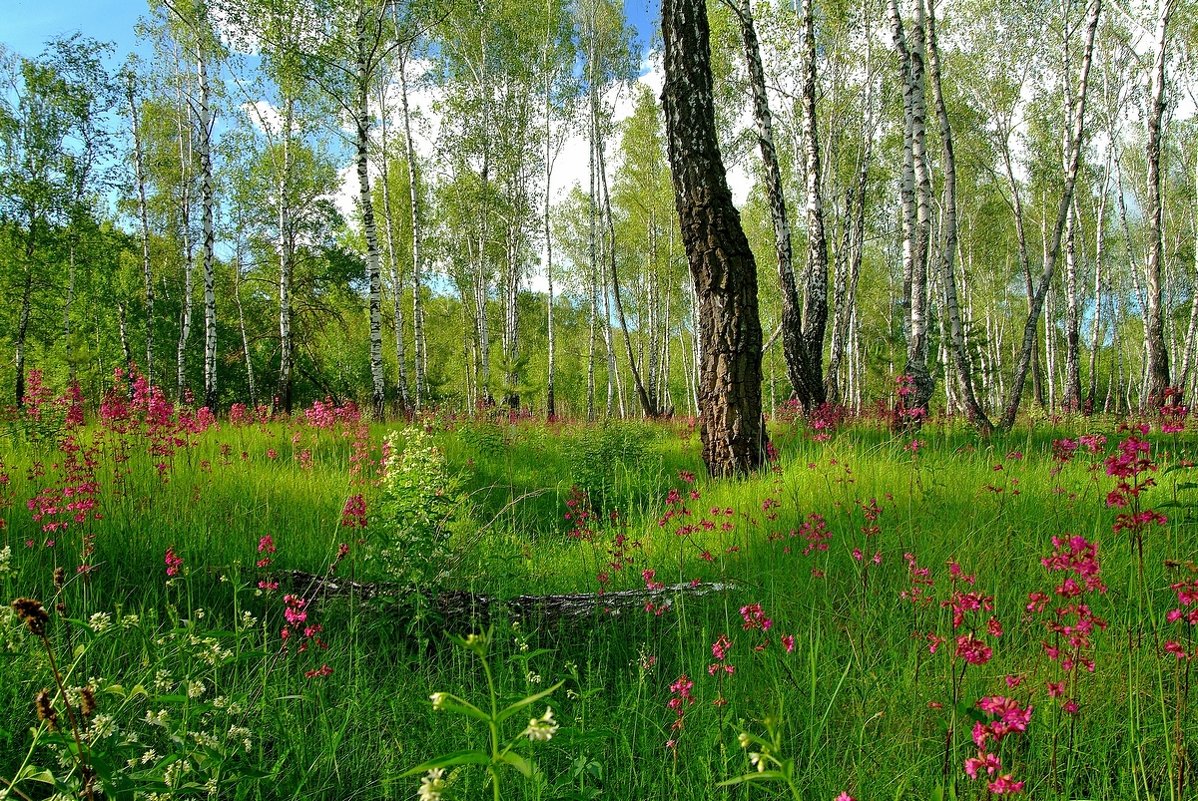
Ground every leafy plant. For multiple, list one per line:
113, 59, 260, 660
403, 629, 562, 801
371, 428, 465, 591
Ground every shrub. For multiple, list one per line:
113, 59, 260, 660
371, 428, 463, 591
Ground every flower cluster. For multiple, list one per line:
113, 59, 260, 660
665, 674, 695, 749
963, 695, 1032, 794
1165, 579, 1198, 661
164, 547, 183, 578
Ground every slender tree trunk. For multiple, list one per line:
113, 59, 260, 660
889, 0, 933, 415
14, 227, 35, 407
598, 113, 657, 417
175, 76, 195, 405
278, 97, 295, 413
999, 0, 1100, 429
197, 47, 218, 411
128, 77, 155, 388
64, 240, 76, 383
924, 0, 991, 431
544, 89, 556, 419
118, 300, 132, 369
356, 10, 386, 419
234, 251, 257, 408
1143, 0, 1172, 406
736, 0, 815, 407
662, 0, 766, 476
799, 0, 830, 408
999, 132, 1045, 408
378, 86, 411, 412
1178, 155, 1198, 395
399, 54, 427, 410
1086, 151, 1111, 410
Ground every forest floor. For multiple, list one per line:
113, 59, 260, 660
1, 394, 1196, 800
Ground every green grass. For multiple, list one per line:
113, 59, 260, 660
1, 411, 1196, 800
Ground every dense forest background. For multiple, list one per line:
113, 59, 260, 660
1, 0, 1195, 421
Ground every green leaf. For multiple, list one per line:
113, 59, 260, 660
499, 751, 533, 777
496, 681, 564, 724
14, 764, 56, 784
435, 697, 491, 723
400, 750, 492, 777
717, 770, 787, 787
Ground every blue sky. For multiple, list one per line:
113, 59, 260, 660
4, 0, 661, 63
5, 0, 150, 59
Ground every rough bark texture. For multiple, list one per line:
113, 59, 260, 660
662, 0, 766, 477
999, 0, 1100, 430
1143, 0, 1171, 407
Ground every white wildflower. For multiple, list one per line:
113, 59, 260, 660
417, 767, 447, 801
524, 707, 559, 742
87, 612, 112, 634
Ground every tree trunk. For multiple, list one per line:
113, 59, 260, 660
1143, 0, 1171, 407
378, 85, 411, 412
1086, 150, 1111, 410
543, 77, 556, 418
999, 130, 1044, 408
128, 76, 155, 389
197, 47, 218, 412
924, 0, 991, 431
889, 0, 934, 415
175, 75, 195, 405
662, 0, 766, 476
999, 0, 1100, 429
14, 228, 35, 407
598, 113, 657, 417
357, 9, 386, 419
234, 251, 257, 408
798, 0, 830, 409
118, 300, 132, 368
278, 97, 295, 413
736, 0, 816, 408
399, 54, 427, 410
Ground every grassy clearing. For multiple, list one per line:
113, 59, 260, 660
1, 406, 1196, 800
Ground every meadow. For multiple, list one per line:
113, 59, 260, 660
1, 370, 1196, 801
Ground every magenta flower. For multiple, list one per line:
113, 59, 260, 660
164, 546, 183, 577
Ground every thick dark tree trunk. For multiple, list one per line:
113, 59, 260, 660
662, 0, 766, 477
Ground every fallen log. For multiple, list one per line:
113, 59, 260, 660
282, 569, 736, 620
